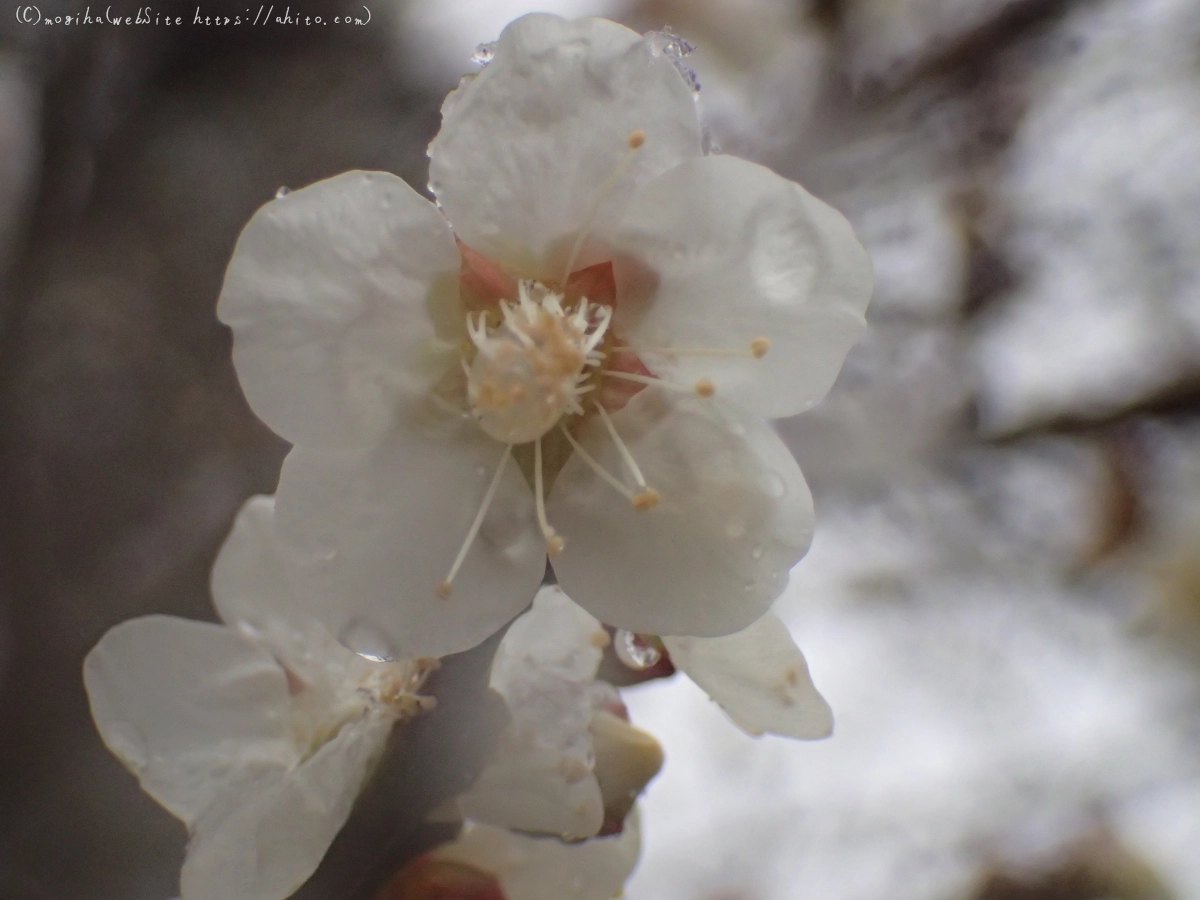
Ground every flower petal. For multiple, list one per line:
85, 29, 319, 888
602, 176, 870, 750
218, 170, 461, 450
662, 612, 834, 739
457, 741, 604, 841
273, 412, 546, 659
433, 810, 642, 900
211, 494, 373, 693
83, 615, 296, 825
428, 14, 702, 279
179, 714, 393, 900
547, 390, 814, 637
612, 154, 873, 419
459, 587, 609, 839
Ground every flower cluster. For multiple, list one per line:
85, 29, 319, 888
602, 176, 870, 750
85, 12, 870, 900
217, 12, 871, 660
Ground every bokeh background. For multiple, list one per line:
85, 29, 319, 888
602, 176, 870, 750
1, 0, 1198, 898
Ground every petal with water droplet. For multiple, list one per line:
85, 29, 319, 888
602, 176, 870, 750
613, 154, 873, 419
547, 390, 813, 637
663, 612, 834, 739
428, 14, 701, 280
218, 170, 461, 451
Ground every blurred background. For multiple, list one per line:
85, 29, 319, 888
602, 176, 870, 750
1, 0, 1198, 898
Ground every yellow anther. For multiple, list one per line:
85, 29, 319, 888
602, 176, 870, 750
547, 533, 566, 556
694, 378, 715, 398
631, 488, 660, 511
435, 580, 452, 599
750, 337, 770, 359
628, 129, 646, 149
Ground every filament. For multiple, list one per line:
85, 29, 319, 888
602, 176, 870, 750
612, 337, 771, 359
559, 423, 635, 501
601, 368, 715, 398
561, 130, 646, 285
535, 438, 565, 555
437, 444, 513, 598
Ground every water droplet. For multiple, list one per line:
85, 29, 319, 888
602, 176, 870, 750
767, 473, 786, 498
646, 30, 700, 93
339, 618, 400, 662
614, 630, 661, 670
275, 186, 290, 198
751, 545, 764, 560
471, 41, 497, 66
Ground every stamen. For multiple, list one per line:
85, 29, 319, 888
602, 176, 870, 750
561, 130, 646, 285
602, 369, 717, 398
612, 337, 771, 359
594, 402, 652, 497
437, 444, 513, 598
535, 438, 565, 556
559, 423, 635, 502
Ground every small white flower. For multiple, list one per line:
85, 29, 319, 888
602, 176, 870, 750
458, 585, 615, 840
83, 497, 439, 900
458, 586, 664, 840
217, 14, 873, 659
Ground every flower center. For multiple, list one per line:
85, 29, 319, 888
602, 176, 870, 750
289, 657, 439, 759
465, 280, 610, 445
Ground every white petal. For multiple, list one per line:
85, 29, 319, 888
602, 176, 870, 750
459, 587, 609, 839
211, 495, 371, 692
274, 412, 546, 659
613, 155, 873, 419
428, 14, 702, 278
179, 714, 392, 900
83, 615, 296, 825
457, 740, 604, 841
218, 171, 461, 450
491, 585, 606, 694
547, 390, 814, 637
433, 810, 642, 900
663, 612, 834, 739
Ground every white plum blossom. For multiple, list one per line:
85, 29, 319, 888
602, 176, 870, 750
458, 586, 664, 840
83, 496, 439, 900
217, 13, 873, 660
458, 586, 616, 840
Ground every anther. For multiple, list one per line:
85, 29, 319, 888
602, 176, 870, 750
632, 488, 661, 510
628, 129, 646, 149
750, 337, 770, 358
695, 378, 715, 398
